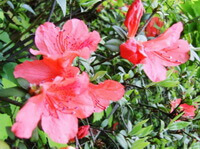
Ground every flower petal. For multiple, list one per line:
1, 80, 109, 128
62, 19, 89, 40
145, 17, 164, 37
41, 111, 78, 144
14, 57, 78, 84
89, 80, 124, 112
180, 104, 196, 117
124, 0, 144, 37
32, 22, 61, 57
14, 58, 63, 84
143, 52, 167, 82
158, 40, 190, 66
12, 94, 43, 138
43, 73, 94, 119
62, 19, 101, 59
143, 22, 183, 51
120, 39, 146, 64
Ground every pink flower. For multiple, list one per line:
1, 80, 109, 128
170, 99, 196, 118
30, 19, 101, 59
145, 17, 164, 37
120, 0, 190, 82
12, 57, 124, 143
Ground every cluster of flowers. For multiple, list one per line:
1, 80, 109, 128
120, 0, 190, 82
11, 19, 125, 143
11, 0, 196, 145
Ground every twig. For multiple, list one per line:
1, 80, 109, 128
91, 53, 120, 67
0, 97, 23, 107
47, 0, 57, 22
136, 6, 160, 36
86, 118, 95, 144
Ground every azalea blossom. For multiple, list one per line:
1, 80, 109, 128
12, 57, 124, 143
170, 99, 196, 118
145, 17, 164, 37
120, 0, 190, 82
30, 18, 101, 59
70, 125, 90, 142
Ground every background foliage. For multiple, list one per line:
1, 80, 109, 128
0, 0, 200, 148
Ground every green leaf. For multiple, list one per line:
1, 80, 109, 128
157, 79, 179, 88
190, 142, 200, 149
2, 78, 16, 88
133, 125, 153, 137
90, 71, 107, 81
101, 119, 108, 128
105, 39, 122, 52
56, 0, 66, 16
2, 62, 17, 84
0, 87, 26, 97
129, 119, 149, 136
116, 133, 128, 149
0, 140, 10, 149
168, 121, 191, 131
0, 114, 12, 140
0, 31, 11, 43
169, 112, 184, 125
131, 138, 150, 149
112, 25, 127, 39
21, 4, 36, 15
17, 78, 29, 90
93, 111, 104, 123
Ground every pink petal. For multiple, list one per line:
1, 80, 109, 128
62, 19, 101, 59
12, 94, 43, 138
143, 22, 183, 51
14, 57, 78, 84
43, 73, 94, 119
143, 52, 167, 82
33, 22, 61, 57
120, 39, 147, 64
62, 19, 89, 40
41, 111, 78, 144
14, 58, 63, 84
89, 80, 124, 112
158, 40, 190, 66
180, 104, 196, 117
170, 98, 182, 113
124, 0, 144, 37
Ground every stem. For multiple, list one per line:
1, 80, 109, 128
91, 53, 120, 67
47, 0, 57, 22
0, 97, 23, 107
137, 6, 160, 36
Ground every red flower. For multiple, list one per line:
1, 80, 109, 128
30, 19, 101, 59
77, 125, 90, 139
120, 0, 190, 82
170, 99, 196, 118
124, 0, 144, 38
145, 17, 164, 37
12, 57, 124, 143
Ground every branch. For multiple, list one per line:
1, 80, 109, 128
0, 97, 23, 107
137, 6, 160, 36
91, 53, 120, 67
55, 0, 105, 25
47, 0, 57, 22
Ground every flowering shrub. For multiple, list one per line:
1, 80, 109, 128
0, 0, 199, 148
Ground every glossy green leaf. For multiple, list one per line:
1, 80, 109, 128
116, 133, 128, 149
131, 138, 150, 149
56, 0, 66, 16
0, 114, 12, 140
168, 121, 191, 131
0, 87, 26, 97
